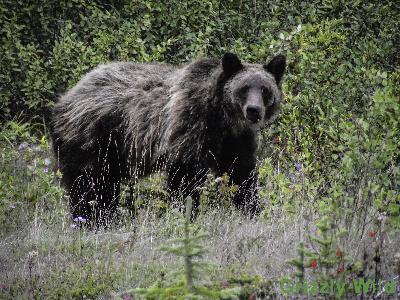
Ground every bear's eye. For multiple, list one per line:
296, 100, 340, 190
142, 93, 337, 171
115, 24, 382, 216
240, 85, 249, 94
261, 87, 271, 99
237, 85, 249, 98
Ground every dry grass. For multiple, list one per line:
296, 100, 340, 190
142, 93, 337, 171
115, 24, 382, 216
1, 191, 399, 299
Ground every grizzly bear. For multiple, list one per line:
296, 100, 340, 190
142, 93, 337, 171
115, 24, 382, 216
51, 53, 286, 225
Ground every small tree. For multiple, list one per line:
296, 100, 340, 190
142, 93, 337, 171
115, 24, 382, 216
129, 196, 240, 299
287, 242, 306, 285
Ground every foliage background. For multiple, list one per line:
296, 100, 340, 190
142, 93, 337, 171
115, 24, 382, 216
0, 0, 399, 298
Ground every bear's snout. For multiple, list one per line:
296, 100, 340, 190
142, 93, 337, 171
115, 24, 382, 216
245, 105, 262, 123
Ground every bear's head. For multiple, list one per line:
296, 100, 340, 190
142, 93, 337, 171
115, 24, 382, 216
221, 53, 286, 126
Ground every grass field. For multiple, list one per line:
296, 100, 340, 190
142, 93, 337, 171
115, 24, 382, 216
1, 129, 399, 299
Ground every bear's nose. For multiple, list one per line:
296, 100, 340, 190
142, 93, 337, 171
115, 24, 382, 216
246, 106, 262, 123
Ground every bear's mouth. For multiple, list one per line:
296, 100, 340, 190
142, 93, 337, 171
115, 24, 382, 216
246, 114, 262, 124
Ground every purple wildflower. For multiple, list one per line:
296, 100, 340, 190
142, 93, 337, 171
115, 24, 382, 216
44, 168, 49, 173
122, 294, 134, 300
10, 204, 16, 209
70, 224, 78, 229
73, 216, 87, 223
294, 162, 303, 171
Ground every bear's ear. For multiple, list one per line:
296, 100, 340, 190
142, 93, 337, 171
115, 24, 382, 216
222, 53, 243, 77
264, 54, 286, 84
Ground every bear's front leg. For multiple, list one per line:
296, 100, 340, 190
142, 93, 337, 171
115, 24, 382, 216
166, 163, 207, 216
229, 163, 261, 217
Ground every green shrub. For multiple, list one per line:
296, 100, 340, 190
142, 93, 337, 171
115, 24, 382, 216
0, 121, 64, 237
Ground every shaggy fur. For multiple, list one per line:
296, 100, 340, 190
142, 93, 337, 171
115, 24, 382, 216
51, 53, 286, 224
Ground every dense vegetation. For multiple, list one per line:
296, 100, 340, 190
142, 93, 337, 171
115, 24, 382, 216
1, 0, 399, 298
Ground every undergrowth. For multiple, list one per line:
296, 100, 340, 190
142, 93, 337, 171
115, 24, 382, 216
0, 120, 399, 299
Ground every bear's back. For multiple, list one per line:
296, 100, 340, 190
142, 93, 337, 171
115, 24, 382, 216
63, 62, 177, 103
